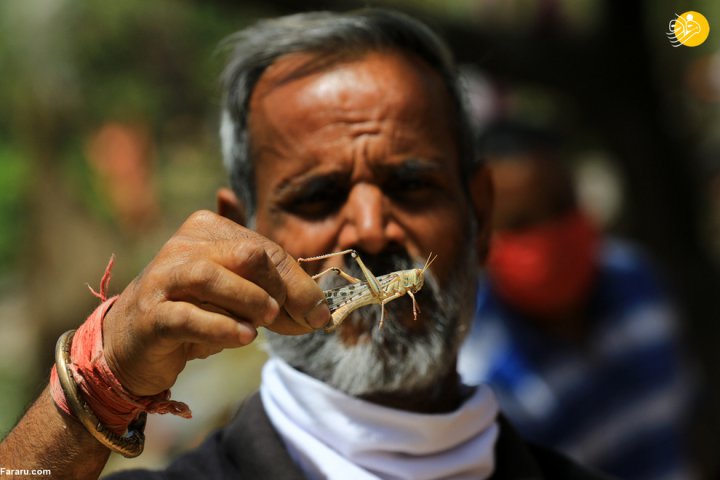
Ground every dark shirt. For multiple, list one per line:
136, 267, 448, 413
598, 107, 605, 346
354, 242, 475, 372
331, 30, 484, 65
106, 393, 610, 479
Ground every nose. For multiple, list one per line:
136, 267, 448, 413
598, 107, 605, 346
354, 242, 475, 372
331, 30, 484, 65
339, 183, 400, 254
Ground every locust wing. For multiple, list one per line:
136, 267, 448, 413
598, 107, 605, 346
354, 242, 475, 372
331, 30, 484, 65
324, 281, 372, 315
322, 273, 400, 330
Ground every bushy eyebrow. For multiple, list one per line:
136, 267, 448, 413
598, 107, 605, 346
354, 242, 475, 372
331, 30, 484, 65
373, 158, 445, 180
274, 169, 350, 198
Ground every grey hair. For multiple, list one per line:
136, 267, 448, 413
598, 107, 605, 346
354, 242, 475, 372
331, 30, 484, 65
219, 8, 477, 220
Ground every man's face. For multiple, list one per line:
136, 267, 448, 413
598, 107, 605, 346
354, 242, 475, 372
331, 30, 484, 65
489, 154, 572, 232
250, 50, 470, 290
245, 50, 479, 396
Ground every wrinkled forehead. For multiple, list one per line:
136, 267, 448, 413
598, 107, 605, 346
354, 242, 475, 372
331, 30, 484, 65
249, 48, 458, 129
246, 49, 462, 177
253, 47, 450, 98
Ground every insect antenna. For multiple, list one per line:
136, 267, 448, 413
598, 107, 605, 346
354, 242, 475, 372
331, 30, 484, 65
421, 252, 438, 273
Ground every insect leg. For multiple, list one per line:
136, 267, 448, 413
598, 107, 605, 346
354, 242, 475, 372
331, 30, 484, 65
351, 253, 383, 298
378, 291, 404, 329
299, 250, 383, 299
297, 249, 357, 264
407, 291, 420, 321
310, 267, 362, 284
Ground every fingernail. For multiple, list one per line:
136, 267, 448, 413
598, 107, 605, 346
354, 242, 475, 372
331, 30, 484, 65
305, 299, 331, 329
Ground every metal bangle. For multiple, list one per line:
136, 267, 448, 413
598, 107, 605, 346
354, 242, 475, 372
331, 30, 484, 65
54, 329, 147, 458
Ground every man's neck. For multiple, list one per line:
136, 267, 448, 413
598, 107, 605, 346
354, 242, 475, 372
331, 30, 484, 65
358, 368, 473, 414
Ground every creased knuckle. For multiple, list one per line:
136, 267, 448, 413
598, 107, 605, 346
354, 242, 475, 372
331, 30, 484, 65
186, 209, 217, 227
186, 260, 219, 291
233, 242, 267, 270
269, 247, 293, 278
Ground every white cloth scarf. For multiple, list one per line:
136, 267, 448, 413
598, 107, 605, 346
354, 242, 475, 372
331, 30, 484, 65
260, 358, 500, 480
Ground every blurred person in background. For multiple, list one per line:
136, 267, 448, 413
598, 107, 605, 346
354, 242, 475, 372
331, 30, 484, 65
0, 10, 608, 480
458, 120, 696, 480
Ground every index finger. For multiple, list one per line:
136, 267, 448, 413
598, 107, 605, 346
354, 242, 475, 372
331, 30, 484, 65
263, 246, 331, 331
190, 212, 331, 332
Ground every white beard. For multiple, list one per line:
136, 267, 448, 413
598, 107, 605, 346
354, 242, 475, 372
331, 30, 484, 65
264, 240, 478, 399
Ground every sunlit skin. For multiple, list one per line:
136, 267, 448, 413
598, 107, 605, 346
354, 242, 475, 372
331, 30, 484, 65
0, 48, 493, 477
221, 51, 481, 334
215, 50, 493, 412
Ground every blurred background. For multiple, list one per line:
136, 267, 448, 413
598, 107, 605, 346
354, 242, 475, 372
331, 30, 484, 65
0, 0, 718, 477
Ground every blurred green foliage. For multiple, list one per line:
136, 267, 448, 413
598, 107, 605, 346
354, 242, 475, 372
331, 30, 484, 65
0, 0, 268, 275
0, 0, 270, 434
0, 146, 28, 273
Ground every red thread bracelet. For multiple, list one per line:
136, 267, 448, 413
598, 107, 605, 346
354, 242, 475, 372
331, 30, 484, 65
50, 257, 191, 435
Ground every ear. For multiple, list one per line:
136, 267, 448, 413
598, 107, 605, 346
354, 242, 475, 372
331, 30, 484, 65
469, 166, 494, 265
216, 187, 247, 226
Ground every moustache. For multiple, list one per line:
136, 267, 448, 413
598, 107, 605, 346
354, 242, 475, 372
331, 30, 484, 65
316, 248, 416, 291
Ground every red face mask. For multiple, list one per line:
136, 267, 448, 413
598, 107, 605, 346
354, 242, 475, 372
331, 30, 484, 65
486, 211, 600, 319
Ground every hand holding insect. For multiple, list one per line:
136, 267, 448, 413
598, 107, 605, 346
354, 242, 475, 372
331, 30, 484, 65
298, 250, 437, 331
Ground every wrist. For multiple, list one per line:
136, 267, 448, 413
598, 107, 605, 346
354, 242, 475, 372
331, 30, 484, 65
48, 257, 192, 457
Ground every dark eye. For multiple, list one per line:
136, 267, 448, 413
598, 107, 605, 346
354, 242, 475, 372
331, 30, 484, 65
284, 186, 346, 219
400, 178, 432, 190
388, 177, 437, 203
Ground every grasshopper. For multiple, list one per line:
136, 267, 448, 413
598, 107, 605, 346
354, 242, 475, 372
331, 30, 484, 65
297, 249, 437, 332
